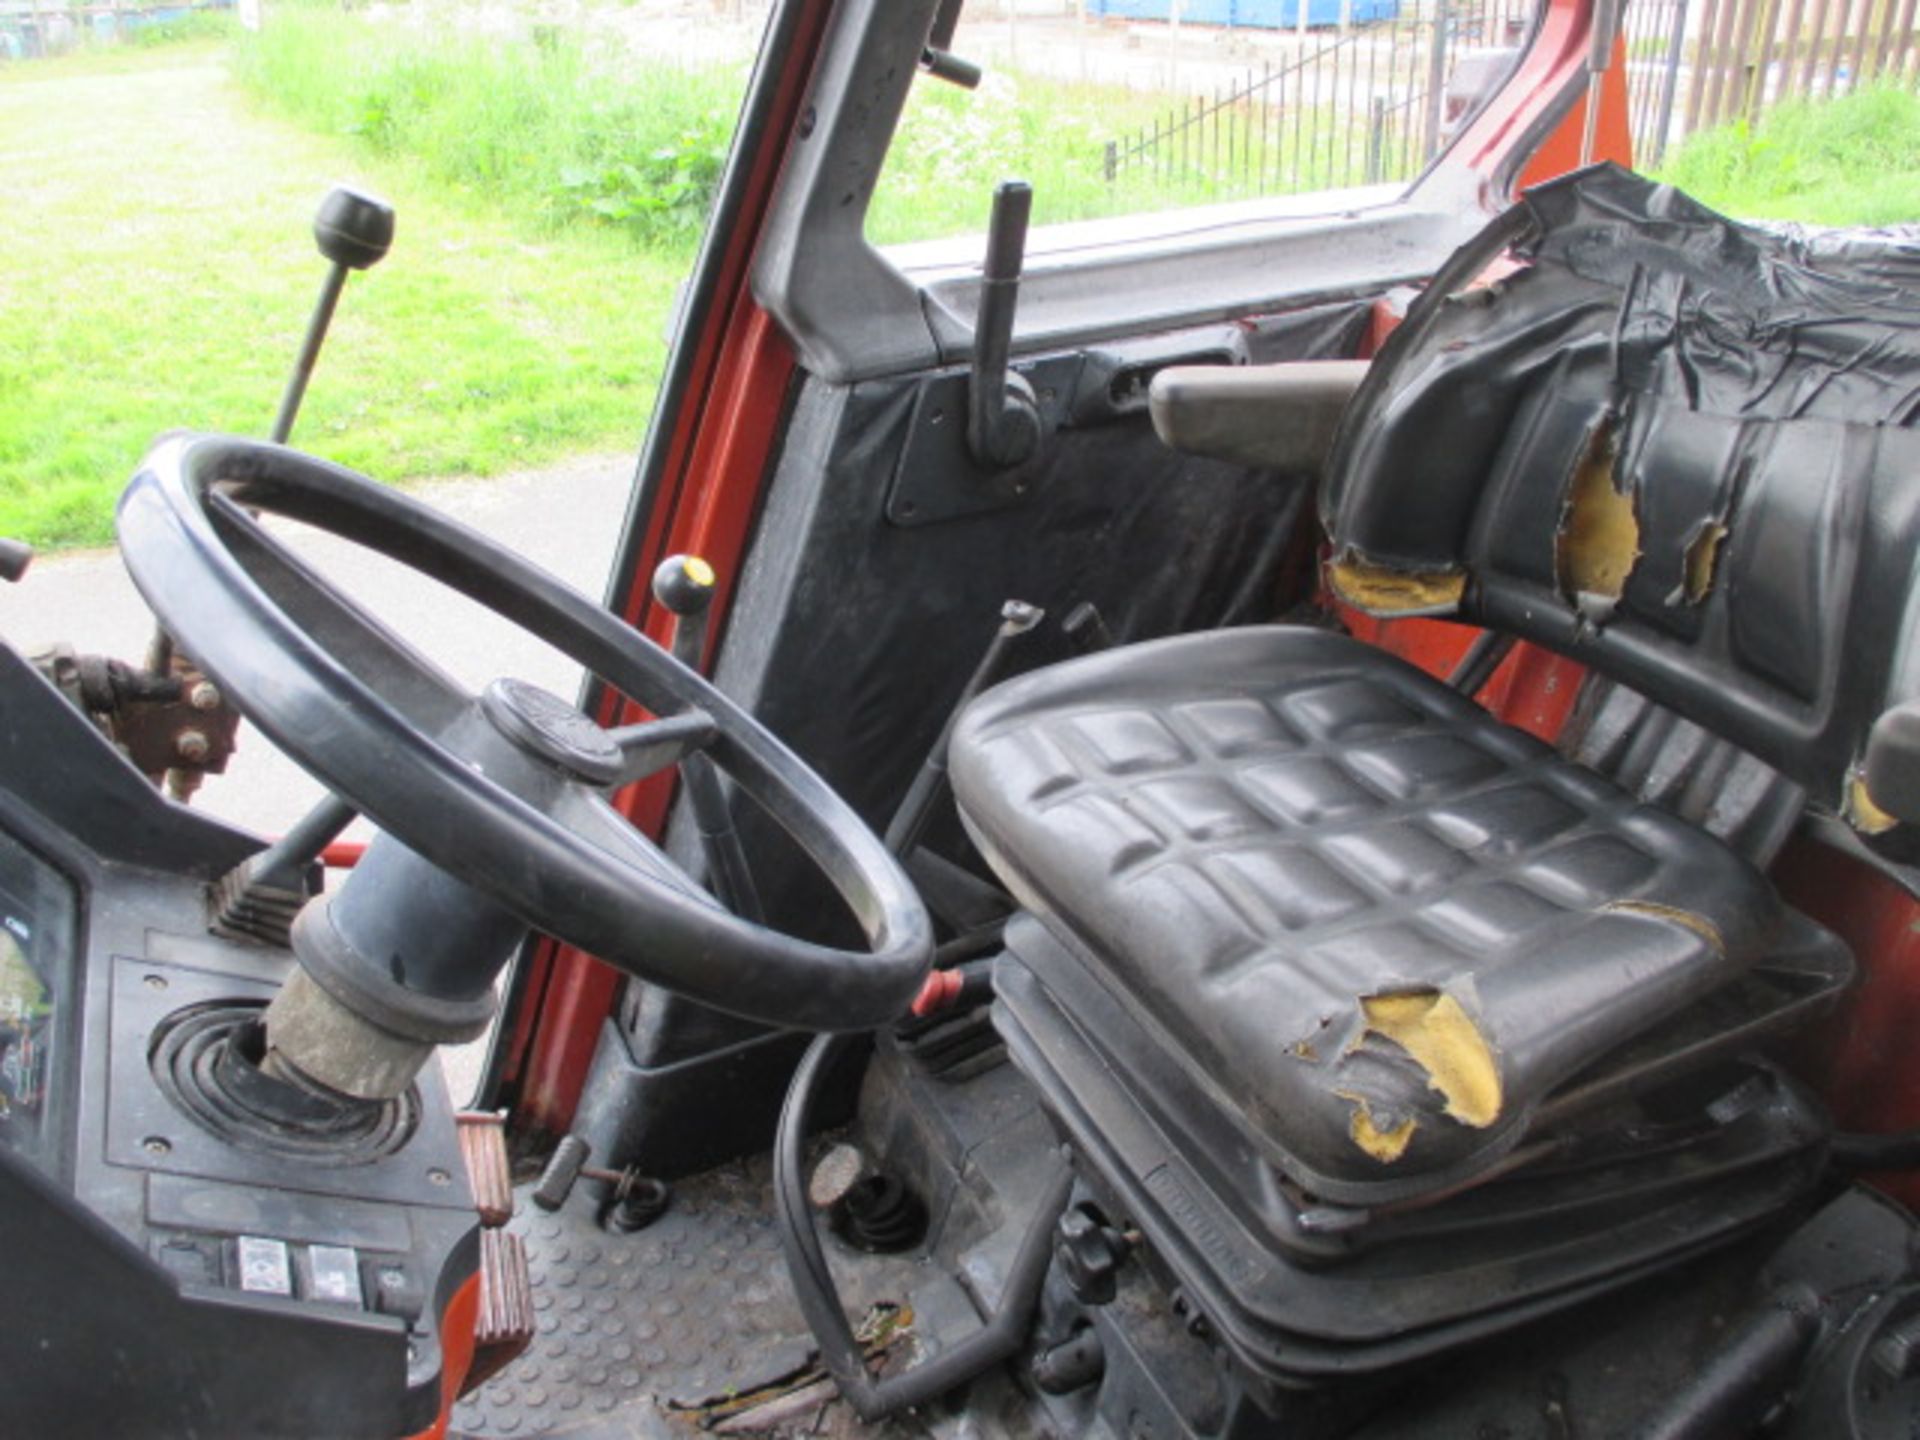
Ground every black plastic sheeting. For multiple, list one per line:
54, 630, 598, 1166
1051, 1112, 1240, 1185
1324, 164, 1920, 837
704, 299, 1370, 944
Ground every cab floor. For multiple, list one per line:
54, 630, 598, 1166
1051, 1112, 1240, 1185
450, 1156, 953, 1440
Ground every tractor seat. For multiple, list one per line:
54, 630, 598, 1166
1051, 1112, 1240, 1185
949, 624, 1845, 1206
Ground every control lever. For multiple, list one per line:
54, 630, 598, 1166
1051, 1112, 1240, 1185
532, 1135, 670, 1232
651, 555, 764, 922
1580, 0, 1626, 164
919, 46, 982, 89
211, 795, 356, 945
0, 538, 30, 584
1062, 601, 1115, 655
204, 187, 393, 931
967, 181, 1042, 471
920, 0, 978, 85
153, 186, 394, 711
272, 185, 396, 444
885, 599, 1044, 860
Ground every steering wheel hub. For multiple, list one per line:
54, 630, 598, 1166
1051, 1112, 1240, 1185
481, 678, 625, 786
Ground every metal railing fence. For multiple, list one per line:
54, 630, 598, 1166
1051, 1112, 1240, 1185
1102, 0, 1917, 198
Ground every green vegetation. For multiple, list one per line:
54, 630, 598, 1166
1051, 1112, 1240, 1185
1, 4, 1245, 549
125, 9, 239, 48
230, 8, 742, 244
9, 0, 1912, 551
228, 6, 1292, 248
1655, 85, 1920, 228
872, 70, 1178, 243
871, 70, 1413, 244
0, 42, 683, 548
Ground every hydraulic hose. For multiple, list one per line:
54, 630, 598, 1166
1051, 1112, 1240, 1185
774, 1030, 1073, 1421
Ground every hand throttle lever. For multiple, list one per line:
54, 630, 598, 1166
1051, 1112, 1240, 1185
651, 555, 763, 921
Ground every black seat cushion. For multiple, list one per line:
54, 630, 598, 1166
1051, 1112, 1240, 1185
950, 626, 1839, 1203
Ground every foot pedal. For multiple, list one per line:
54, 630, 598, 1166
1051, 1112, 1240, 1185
457, 1111, 514, 1228
463, 1228, 535, 1395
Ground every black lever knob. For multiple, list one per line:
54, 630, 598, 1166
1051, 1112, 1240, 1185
968, 180, 1042, 471
651, 554, 717, 669
272, 186, 397, 445
531, 1134, 671, 1232
313, 185, 395, 272
919, 46, 982, 89
646, 554, 763, 921
0, 538, 31, 584
533, 1134, 593, 1211
652, 553, 717, 617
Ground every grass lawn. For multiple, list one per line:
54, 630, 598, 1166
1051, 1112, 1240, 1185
0, 42, 684, 549
1654, 86, 1920, 228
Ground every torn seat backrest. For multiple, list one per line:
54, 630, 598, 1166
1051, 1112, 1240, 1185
1322, 164, 1920, 849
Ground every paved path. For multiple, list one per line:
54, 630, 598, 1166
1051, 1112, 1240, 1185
3, 451, 633, 834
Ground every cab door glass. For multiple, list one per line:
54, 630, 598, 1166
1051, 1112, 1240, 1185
870, 0, 1541, 246
6, 3, 769, 1109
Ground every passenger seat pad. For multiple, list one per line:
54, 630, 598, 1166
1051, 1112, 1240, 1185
950, 626, 1811, 1201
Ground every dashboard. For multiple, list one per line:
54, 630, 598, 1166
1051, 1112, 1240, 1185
0, 641, 480, 1439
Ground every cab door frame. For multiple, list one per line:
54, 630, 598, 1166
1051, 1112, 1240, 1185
494, 0, 1633, 1138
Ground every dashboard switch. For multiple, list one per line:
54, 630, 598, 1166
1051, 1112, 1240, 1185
306, 1245, 363, 1306
367, 1261, 425, 1321
155, 1237, 220, 1287
235, 1236, 293, 1296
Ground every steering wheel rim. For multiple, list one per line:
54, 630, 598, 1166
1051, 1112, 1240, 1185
116, 433, 933, 1032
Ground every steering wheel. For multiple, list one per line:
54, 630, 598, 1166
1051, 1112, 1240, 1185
115, 434, 933, 1033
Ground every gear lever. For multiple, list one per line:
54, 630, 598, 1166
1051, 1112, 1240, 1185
651, 555, 763, 921
206, 187, 395, 937
271, 185, 396, 444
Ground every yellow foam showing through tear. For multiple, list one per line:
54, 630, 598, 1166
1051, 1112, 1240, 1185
1326, 556, 1468, 616
1555, 421, 1640, 603
1848, 775, 1900, 835
1681, 521, 1728, 604
1338, 1092, 1418, 1163
1358, 991, 1503, 1129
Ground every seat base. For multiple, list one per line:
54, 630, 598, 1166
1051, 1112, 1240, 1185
993, 913, 1834, 1392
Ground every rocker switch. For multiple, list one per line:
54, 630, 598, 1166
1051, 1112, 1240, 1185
306, 1244, 364, 1306
235, 1236, 293, 1297
368, 1261, 426, 1321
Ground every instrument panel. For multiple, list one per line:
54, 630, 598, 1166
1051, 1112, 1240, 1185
0, 829, 70, 1173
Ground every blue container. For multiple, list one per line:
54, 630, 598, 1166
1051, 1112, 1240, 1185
1090, 0, 1400, 26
